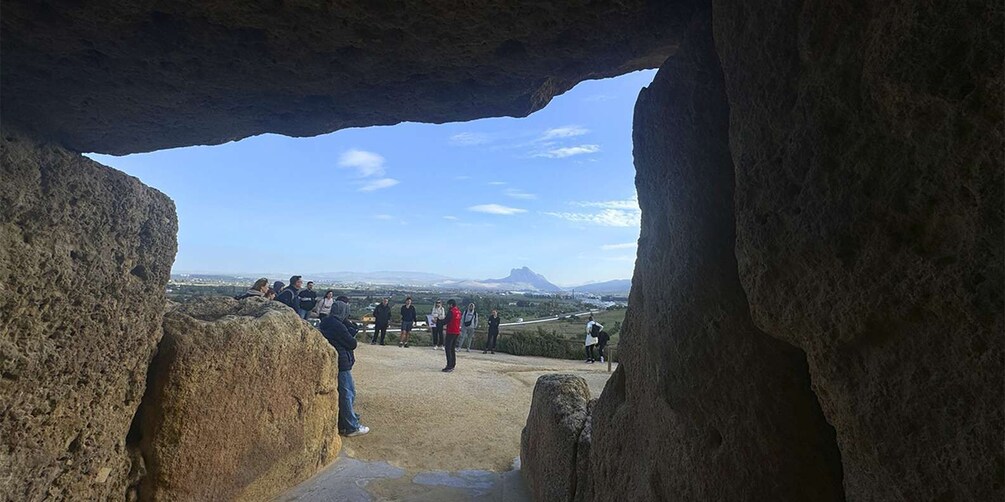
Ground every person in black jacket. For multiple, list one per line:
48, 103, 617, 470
276, 275, 303, 315
319, 296, 370, 437
483, 309, 501, 354
398, 296, 417, 348
297, 281, 318, 319
598, 330, 611, 363
372, 298, 391, 345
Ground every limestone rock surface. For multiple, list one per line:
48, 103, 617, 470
520, 374, 590, 502
713, 0, 1004, 498
132, 296, 340, 501
586, 13, 844, 500
0, 128, 178, 500
1, 0, 697, 154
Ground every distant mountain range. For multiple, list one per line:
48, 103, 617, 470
566, 279, 633, 295
173, 267, 629, 294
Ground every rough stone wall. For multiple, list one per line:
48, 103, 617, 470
586, 13, 844, 501
713, 1, 1004, 499
133, 297, 340, 501
1, 0, 697, 154
0, 129, 177, 499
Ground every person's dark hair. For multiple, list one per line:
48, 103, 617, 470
589, 315, 594, 321
335, 295, 350, 303
405, 296, 412, 301
307, 281, 314, 286
447, 299, 456, 306
324, 290, 334, 298
289, 275, 302, 285
252, 278, 269, 291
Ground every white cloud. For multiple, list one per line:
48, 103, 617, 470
449, 132, 491, 146
488, 181, 508, 186
601, 242, 637, 250
359, 178, 400, 192
338, 149, 386, 177
544, 209, 640, 228
535, 144, 600, 159
539, 125, 589, 141
504, 188, 537, 200
443, 215, 459, 220
468, 204, 527, 216
575, 195, 640, 210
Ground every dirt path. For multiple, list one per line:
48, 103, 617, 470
341, 343, 614, 472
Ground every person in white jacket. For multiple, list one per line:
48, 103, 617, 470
314, 290, 336, 319
430, 300, 446, 350
458, 303, 479, 352
585, 315, 602, 363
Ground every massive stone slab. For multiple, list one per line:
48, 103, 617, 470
520, 374, 591, 502
132, 296, 340, 501
1, 0, 697, 154
586, 13, 845, 500
713, 1, 1004, 499
0, 129, 177, 499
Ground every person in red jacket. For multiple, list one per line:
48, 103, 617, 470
442, 299, 462, 372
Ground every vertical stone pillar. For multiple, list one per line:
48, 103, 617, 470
713, 0, 1003, 499
0, 129, 178, 498
587, 13, 844, 501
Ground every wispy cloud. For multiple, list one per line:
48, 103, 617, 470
539, 125, 589, 141
535, 144, 600, 159
468, 204, 527, 216
443, 215, 459, 220
338, 149, 399, 192
504, 188, 537, 200
449, 132, 491, 146
338, 149, 386, 177
601, 242, 637, 250
488, 181, 508, 186
545, 196, 641, 227
544, 209, 640, 227
359, 178, 400, 192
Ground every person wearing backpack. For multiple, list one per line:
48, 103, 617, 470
459, 303, 478, 352
585, 315, 602, 363
276, 275, 303, 314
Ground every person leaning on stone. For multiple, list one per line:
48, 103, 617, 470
235, 278, 269, 300
318, 296, 370, 437
276, 275, 303, 314
298, 280, 318, 319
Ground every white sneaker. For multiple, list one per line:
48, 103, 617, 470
347, 425, 370, 437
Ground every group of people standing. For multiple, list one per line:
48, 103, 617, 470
236, 275, 337, 319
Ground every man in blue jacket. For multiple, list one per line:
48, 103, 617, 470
318, 295, 370, 437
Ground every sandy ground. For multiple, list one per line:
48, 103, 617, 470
340, 343, 614, 472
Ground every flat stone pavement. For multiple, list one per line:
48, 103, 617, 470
281, 343, 615, 501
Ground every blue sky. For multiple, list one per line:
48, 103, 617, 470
88, 70, 655, 286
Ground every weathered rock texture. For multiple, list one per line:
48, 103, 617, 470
713, 1, 1004, 499
0, 129, 178, 499
131, 296, 340, 501
520, 374, 591, 502
1, 0, 697, 154
587, 13, 845, 500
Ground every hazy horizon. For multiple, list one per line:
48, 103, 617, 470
89, 71, 654, 285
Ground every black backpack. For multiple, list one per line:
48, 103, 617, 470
591, 323, 602, 336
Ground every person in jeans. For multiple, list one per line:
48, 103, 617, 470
483, 309, 500, 354
372, 298, 391, 345
430, 299, 445, 350
442, 299, 462, 372
297, 281, 318, 319
399, 296, 417, 348
319, 296, 370, 437
458, 303, 478, 352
